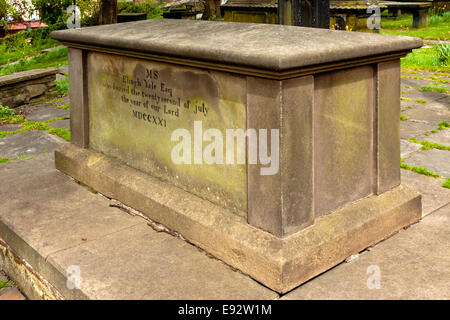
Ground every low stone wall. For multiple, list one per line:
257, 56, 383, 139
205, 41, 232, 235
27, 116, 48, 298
0, 68, 58, 108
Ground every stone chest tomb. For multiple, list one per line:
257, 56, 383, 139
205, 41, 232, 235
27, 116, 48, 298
51, 19, 423, 293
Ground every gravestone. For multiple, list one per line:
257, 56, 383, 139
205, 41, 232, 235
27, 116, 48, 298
51, 19, 422, 293
222, 0, 386, 31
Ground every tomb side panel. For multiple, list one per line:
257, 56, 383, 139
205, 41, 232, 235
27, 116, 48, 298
314, 66, 375, 217
87, 52, 248, 217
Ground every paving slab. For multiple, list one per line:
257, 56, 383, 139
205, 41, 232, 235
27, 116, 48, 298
47, 223, 278, 300
0, 123, 22, 132
0, 287, 26, 300
400, 120, 437, 139
417, 129, 450, 146
0, 153, 278, 300
0, 130, 63, 159
281, 204, 450, 300
24, 104, 69, 122
403, 148, 450, 178
402, 101, 450, 125
401, 169, 450, 216
48, 119, 70, 130
52, 96, 70, 107
400, 139, 422, 157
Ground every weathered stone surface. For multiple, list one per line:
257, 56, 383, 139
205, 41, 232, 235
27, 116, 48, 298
377, 60, 401, 194
55, 143, 421, 293
0, 287, 26, 300
0, 153, 278, 300
247, 75, 314, 236
418, 129, 450, 146
51, 19, 422, 71
400, 139, 422, 157
48, 119, 70, 130
400, 120, 436, 140
0, 68, 57, 87
0, 68, 58, 108
314, 66, 374, 216
0, 131, 63, 159
281, 204, 450, 300
47, 223, 278, 300
0, 124, 22, 132
25, 105, 69, 122
25, 84, 47, 99
88, 52, 247, 217
401, 169, 450, 217
402, 101, 450, 125
403, 149, 450, 178
50, 20, 423, 294
68, 48, 88, 148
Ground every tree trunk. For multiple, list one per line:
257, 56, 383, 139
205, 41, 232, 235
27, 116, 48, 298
202, 0, 222, 20
98, 0, 118, 25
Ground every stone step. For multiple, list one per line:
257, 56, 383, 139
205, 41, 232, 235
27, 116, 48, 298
0, 153, 278, 300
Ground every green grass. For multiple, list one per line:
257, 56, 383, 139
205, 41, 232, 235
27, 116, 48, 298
409, 137, 450, 151
55, 74, 69, 95
0, 31, 61, 66
0, 154, 35, 163
414, 99, 428, 104
421, 85, 448, 93
400, 161, 441, 178
438, 121, 450, 130
381, 13, 450, 40
400, 115, 408, 121
442, 178, 450, 189
0, 279, 14, 290
401, 46, 450, 73
0, 104, 70, 142
0, 47, 68, 76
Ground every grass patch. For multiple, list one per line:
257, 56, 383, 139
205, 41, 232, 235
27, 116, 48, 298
0, 279, 14, 290
401, 97, 411, 101
442, 178, 450, 189
0, 47, 68, 76
56, 74, 69, 95
421, 85, 448, 93
48, 127, 70, 141
400, 115, 408, 121
401, 46, 450, 73
381, 13, 450, 40
409, 137, 450, 151
57, 103, 70, 110
400, 161, 441, 178
438, 121, 450, 130
414, 99, 428, 104
0, 104, 70, 141
43, 116, 69, 123
0, 154, 35, 164
0, 29, 61, 66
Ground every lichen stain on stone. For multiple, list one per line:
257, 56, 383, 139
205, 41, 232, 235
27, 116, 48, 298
87, 52, 248, 217
0, 243, 60, 300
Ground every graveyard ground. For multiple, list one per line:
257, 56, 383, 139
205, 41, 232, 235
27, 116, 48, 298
0, 68, 449, 300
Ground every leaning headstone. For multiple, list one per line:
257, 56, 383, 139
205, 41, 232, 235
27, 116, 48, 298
51, 19, 422, 293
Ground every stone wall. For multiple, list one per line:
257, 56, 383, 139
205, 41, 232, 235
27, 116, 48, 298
0, 68, 58, 108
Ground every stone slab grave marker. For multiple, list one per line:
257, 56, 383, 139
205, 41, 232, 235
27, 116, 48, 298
51, 19, 423, 293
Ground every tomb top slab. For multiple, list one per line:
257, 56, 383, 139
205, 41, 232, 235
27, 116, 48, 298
51, 19, 422, 71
